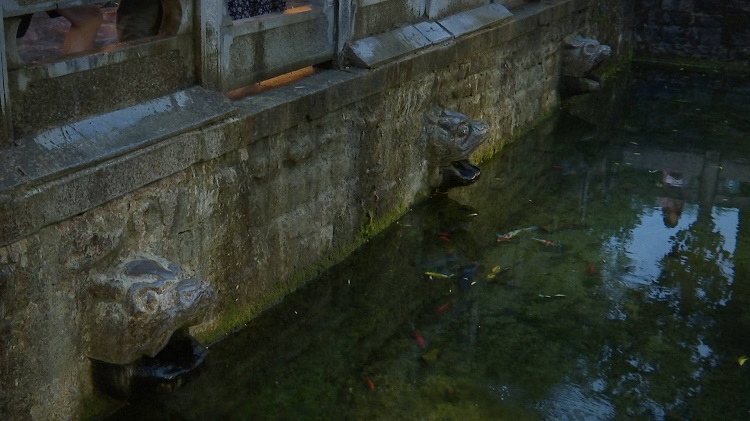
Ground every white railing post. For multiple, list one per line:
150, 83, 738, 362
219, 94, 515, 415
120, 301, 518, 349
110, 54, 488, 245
335, 0, 354, 66
196, 0, 226, 91
0, 12, 12, 147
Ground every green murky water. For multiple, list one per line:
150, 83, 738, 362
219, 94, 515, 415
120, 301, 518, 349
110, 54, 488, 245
108, 65, 750, 420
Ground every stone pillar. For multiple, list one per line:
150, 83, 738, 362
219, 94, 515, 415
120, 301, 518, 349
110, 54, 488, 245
335, 0, 354, 67
0, 13, 12, 147
196, 0, 226, 90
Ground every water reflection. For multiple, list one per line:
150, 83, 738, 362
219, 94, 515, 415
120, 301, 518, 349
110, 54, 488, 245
106, 66, 750, 420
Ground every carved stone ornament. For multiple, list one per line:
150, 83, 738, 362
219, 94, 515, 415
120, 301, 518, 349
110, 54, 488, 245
423, 107, 491, 190
561, 34, 612, 94
83, 256, 217, 365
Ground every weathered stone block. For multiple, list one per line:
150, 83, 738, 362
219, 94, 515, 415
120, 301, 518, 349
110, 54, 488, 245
346, 25, 432, 68
353, 0, 426, 40
426, 0, 491, 20
437, 3, 513, 38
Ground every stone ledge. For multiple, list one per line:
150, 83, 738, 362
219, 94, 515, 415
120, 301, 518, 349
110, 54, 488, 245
345, 3, 514, 69
0, 86, 235, 193
437, 3, 513, 38
345, 25, 438, 69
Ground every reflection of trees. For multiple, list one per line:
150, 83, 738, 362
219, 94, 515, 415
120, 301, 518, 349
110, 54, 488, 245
589, 203, 735, 418
667, 208, 734, 312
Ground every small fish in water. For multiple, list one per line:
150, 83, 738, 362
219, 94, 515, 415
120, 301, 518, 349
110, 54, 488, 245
739, 355, 748, 366
496, 226, 537, 242
421, 348, 440, 365
487, 265, 511, 280
412, 330, 427, 349
364, 377, 375, 391
435, 302, 451, 314
424, 271, 453, 279
588, 264, 596, 275
438, 232, 452, 242
533, 237, 557, 247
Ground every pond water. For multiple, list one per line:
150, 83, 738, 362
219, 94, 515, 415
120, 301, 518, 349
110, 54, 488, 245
108, 65, 750, 420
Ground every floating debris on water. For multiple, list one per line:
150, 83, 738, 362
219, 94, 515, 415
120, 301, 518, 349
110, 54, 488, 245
538, 294, 566, 298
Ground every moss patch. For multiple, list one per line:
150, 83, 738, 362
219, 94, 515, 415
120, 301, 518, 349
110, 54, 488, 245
600, 52, 634, 80
197, 197, 419, 346
473, 107, 559, 166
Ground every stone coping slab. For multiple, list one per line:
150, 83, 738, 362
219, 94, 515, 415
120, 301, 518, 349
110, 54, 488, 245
345, 25, 435, 69
414, 22, 453, 45
0, 87, 235, 193
346, 3, 512, 69
437, 3, 514, 38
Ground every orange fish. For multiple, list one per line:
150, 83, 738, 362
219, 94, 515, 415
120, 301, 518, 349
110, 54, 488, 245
436, 302, 451, 314
365, 377, 375, 391
497, 226, 538, 242
412, 330, 427, 349
496, 228, 525, 242
588, 264, 596, 275
533, 237, 556, 247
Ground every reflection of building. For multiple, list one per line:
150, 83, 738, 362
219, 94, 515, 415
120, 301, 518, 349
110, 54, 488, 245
604, 139, 743, 295
619, 144, 750, 209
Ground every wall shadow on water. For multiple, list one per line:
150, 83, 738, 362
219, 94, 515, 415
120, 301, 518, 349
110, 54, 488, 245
105, 64, 750, 420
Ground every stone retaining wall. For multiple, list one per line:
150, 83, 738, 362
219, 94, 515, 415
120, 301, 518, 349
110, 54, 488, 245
635, 0, 750, 65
